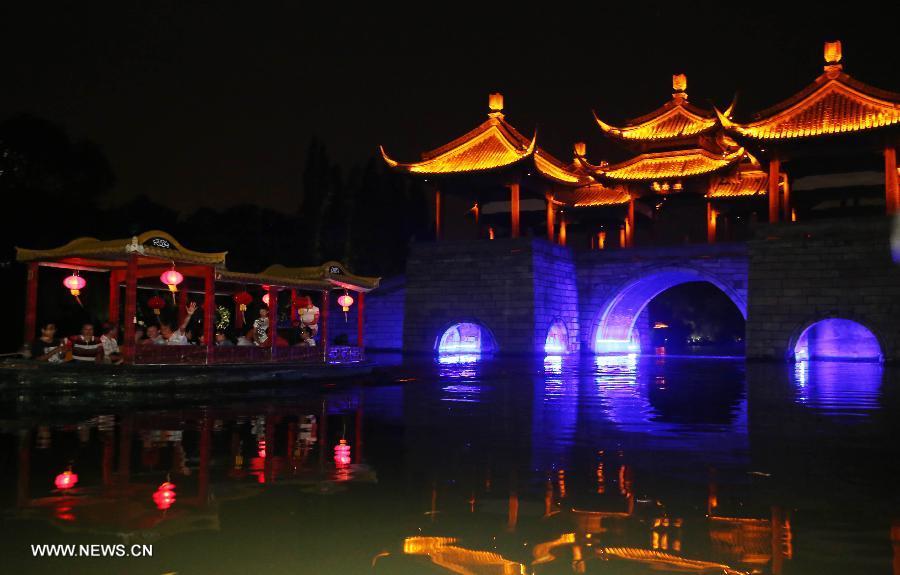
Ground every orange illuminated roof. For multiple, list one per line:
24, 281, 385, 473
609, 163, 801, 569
707, 168, 768, 198
568, 184, 631, 206
381, 94, 592, 185
594, 102, 719, 141
719, 44, 900, 140
592, 148, 745, 181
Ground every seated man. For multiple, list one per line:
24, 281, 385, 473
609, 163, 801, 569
100, 323, 123, 364
134, 325, 146, 344
31, 321, 66, 362
160, 302, 197, 345
215, 330, 234, 346
296, 326, 316, 347
69, 323, 103, 363
144, 324, 163, 345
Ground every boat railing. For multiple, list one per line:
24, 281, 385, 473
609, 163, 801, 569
132, 344, 324, 365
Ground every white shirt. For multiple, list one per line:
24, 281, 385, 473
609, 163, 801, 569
164, 332, 189, 345
100, 335, 119, 356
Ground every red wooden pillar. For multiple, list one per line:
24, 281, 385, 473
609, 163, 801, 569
204, 266, 215, 363
626, 199, 635, 247
707, 202, 717, 244
434, 188, 442, 240
509, 183, 520, 238
123, 255, 138, 363
268, 287, 280, 360
108, 272, 120, 325
559, 212, 567, 246
24, 262, 39, 344
768, 158, 781, 223
234, 288, 245, 331
320, 290, 330, 362
290, 289, 298, 325
356, 292, 365, 349
781, 175, 792, 222
886, 145, 899, 215
177, 286, 188, 326
546, 198, 555, 242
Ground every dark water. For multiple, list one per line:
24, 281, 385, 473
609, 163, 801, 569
1, 354, 898, 574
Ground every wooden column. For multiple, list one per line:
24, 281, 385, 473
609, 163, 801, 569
434, 187, 442, 240
546, 198, 555, 242
768, 158, 781, 223
290, 289, 298, 325
123, 255, 138, 363
24, 262, 38, 344
598, 231, 606, 250
781, 175, 792, 222
356, 292, 365, 349
886, 145, 899, 215
509, 183, 520, 238
320, 290, 330, 362
268, 287, 279, 359
108, 272, 120, 325
707, 202, 717, 244
626, 199, 635, 247
177, 287, 188, 326
558, 212, 567, 246
204, 266, 215, 363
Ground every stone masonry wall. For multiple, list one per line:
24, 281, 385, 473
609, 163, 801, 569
532, 240, 579, 353
746, 217, 900, 360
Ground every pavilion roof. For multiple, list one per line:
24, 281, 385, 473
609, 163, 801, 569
566, 184, 631, 207
380, 93, 593, 185
583, 147, 746, 182
593, 74, 721, 142
718, 41, 900, 140
706, 166, 769, 198
218, 262, 380, 293
15, 230, 227, 267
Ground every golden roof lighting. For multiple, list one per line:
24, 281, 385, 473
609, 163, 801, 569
595, 148, 745, 181
707, 169, 769, 197
569, 184, 631, 206
719, 41, 900, 139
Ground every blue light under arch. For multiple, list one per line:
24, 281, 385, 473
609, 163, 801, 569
793, 318, 882, 362
436, 322, 496, 355
544, 320, 569, 354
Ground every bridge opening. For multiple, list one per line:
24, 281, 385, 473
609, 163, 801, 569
436, 322, 496, 356
793, 319, 882, 362
594, 270, 747, 355
544, 320, 570, 355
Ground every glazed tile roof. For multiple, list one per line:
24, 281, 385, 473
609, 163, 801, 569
594, 101, 718, 141
707, 169, 769, 197
568, 184, 631, 206
595, 148, 745, 181
720, 72, 900, 139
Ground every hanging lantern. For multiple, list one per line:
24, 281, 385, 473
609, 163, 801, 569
262, 293, 270, 306
54, 469, 79, 491
160, 267, 184, 304
334, 439, 351, 467
233, 291, 252, 311
152, 481, 176, 510
63, 273, 86, 306
147, 295, 167, 315
337, 292, 354, 322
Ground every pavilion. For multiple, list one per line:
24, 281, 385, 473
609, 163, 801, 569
16, 230, 379, 364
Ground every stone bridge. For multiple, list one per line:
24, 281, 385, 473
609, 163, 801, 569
363, 217, 900, 361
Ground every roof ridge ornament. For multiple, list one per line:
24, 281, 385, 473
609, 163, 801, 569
488, 92, 504, 118
672, 74, 688, 102
125, 236, 145, 255
824, 40, 843, 77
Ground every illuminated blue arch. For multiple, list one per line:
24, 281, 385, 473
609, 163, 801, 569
544, 319, 570, 354
435, 321, 497, 355
593, 267, 747, 354
792, 318, 882, 362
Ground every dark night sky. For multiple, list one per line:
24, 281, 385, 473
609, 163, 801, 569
3, 2, 898, 214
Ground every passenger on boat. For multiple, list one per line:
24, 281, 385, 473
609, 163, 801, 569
144, 324, 163, 345
134, 325, 146, 344
100, 323, 123, 364
253, 307, 270, 346
160, 301, 197, 345
68, 323, 103, 363
296, 326, 316, 347
236, 327, 256, 346
215, 330, 234, 346
30, 321, 66, 362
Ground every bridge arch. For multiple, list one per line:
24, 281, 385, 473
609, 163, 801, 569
434, 319, 498, 355
592, 266, 747, 354
789, 317, 883, 362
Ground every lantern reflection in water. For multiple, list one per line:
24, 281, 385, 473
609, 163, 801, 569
152, 481, 176, 511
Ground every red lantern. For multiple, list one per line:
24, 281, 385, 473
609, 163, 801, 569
147, 295, 167, 315
233, 291, 252, 312
294, 295, 312, 308
54, 470, 79, 491
262, 293, 270, 306
160, 268, 184, 304
63, 273, 86, 306
152, 481, 176, 510
334, 439, 351, 467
